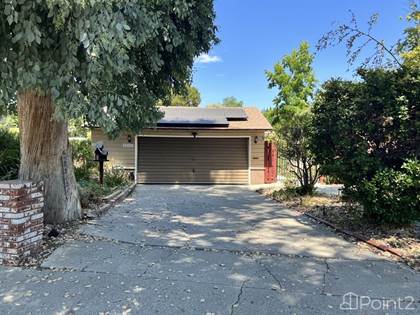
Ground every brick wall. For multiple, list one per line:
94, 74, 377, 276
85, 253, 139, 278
0, 180, 44, 266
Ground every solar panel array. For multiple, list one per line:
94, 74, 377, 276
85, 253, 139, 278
157, 107, 247, 127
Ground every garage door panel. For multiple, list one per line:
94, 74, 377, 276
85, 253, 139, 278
137, 137, 249, 184
138, 162, 248, 167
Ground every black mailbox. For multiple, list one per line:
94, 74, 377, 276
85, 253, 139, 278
95, 144, 109, 162
94, 143, 109, 185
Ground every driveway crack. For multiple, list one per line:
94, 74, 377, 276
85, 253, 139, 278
230, 280, 248, 315
255, 258, 283, 290
321, 259, 330, 295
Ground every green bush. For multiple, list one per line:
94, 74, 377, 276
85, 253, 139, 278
77, 179, 111, 208
0, 128, 20, 180
104, 166, 129, 187
359, 160, 420, 225
77, 167, 129, 208
71, 138, 95, 181
271, 186, 302, 201
311, 68, 419, 225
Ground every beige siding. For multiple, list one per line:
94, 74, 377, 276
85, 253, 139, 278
91, 129, 135, 169
91, 128, 266, 184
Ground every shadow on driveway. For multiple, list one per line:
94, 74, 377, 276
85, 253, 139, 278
0, 185, 418, 314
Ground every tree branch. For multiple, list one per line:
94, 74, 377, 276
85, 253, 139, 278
346, 26, 403, 68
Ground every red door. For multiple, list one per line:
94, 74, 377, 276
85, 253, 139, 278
264, 141, 277, 183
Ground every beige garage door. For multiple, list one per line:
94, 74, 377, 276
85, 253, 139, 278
137, 137, 249, 184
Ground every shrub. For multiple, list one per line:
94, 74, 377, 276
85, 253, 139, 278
271, 187, 301, 201
0, 128, 20, 180
271, 177, 312, 201
104, 165, 129, 187
71, 138, 95, 181
77, 179, 111, 208
311, 68, 419, 225
77, 166, 129, 208
358, 160, 420, 225
312, 69, 418, 189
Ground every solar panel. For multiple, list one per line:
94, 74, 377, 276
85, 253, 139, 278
222, 108, 247, 120
158, 107, 229, 126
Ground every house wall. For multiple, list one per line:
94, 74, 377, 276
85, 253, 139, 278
91, 129, 136, 169
91, 128, 266, 185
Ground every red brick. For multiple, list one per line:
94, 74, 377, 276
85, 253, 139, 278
0, 181, 44, 266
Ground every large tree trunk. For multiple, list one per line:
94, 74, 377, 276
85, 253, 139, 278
17, 91, 81, 224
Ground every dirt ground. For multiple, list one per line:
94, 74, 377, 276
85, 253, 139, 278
258, 186, 420, 271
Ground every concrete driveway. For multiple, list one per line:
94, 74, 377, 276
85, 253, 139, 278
0, 185, 419, 314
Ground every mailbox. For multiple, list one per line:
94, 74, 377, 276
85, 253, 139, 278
94, 143, 109, 185
95, 143, 109, 162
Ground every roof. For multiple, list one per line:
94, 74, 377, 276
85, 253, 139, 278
228, 108, 272, 130
155, 107, 272, 130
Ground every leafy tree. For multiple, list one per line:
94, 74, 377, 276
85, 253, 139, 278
313, 5, 419, 224
311, 68, 419, 223
207, 96, 244, 108
266, 42, 319, 194
69, 117, 89, 138
397, 4, 420, 69
267, 42, 316, 112
221, 96, 243, 107
170, 86, 201, 107
0, 0, 217, 223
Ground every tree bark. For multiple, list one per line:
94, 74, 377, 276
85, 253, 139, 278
17, 91, 81, 224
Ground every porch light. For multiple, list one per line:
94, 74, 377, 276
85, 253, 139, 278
127, 134, 132, 143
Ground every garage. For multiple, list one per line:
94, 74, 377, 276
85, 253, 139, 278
91, 106, 274, 185
137, 137, 249, 184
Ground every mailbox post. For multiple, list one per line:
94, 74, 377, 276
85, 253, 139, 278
94, 143, 109, 185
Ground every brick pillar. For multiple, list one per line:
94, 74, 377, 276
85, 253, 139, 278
0, 180, 44, 266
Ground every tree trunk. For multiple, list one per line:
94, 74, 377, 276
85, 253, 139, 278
17, 91, 81, 224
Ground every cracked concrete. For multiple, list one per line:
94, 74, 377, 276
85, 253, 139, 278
0, 185, 419, 314
230, 280, 248, 315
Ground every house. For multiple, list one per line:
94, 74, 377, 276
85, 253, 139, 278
91, 106, 276, 185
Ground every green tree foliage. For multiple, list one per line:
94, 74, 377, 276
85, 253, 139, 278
0, 115, 19, 133
0, 128, 20, 180
360, 160, 419, 225
68, 117, 89, 138
397, 4, 420, 69
266, 42, 319, 194
71, 138, 95, 181
313, 5, 419, 225
0, 0, 217, 223
267, 42, 316, 112
311, 68, 419, 223
0, 0, 218, 135
169, 86, 201, 107
221, 96, 243, 107
207, 96, 244, 108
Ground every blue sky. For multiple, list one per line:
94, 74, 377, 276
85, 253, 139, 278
193, 0, 413, 110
